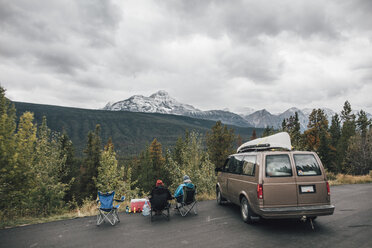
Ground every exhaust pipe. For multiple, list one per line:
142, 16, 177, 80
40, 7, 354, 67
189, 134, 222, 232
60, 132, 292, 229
300, 216, 315, 230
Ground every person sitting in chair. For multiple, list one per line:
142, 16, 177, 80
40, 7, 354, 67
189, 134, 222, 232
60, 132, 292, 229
149, 179, 173, 215
174, 175, 195, 208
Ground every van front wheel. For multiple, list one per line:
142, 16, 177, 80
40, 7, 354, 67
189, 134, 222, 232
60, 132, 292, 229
241, 197, 254, 224
216, 187, 225, 205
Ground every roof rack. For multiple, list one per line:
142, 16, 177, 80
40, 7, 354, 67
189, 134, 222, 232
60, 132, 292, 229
237, 132, 292, 153
237, 145, 290, 153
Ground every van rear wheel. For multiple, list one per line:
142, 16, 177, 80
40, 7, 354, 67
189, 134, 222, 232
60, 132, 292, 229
241, 197, 255, 224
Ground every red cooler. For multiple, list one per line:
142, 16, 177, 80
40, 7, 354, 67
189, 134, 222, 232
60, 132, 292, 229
130, 199, 149, 212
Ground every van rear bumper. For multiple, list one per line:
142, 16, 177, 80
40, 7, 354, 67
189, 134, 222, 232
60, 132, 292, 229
259, 204, 335, 219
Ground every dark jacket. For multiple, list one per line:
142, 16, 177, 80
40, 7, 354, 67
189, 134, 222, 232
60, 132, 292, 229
149, 186, 173, 210
150, 186, 173, 200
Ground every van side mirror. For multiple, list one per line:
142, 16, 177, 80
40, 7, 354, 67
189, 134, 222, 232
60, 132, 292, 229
215, 167, 221, 176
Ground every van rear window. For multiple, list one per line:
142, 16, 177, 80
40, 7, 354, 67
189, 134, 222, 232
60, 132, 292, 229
265, 155, 292, 177
294, 154, 322, 176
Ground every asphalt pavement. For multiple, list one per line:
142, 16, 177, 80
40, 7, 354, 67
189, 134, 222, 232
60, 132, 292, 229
1, 184, 372, 248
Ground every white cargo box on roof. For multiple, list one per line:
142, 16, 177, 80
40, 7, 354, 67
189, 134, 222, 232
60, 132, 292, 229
237, 132, 292, 153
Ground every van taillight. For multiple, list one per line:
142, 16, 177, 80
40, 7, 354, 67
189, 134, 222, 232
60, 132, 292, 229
326, 181, 330, 196
257, 184, 263, 199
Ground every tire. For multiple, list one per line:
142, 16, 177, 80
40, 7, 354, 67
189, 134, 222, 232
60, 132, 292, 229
240, 197, 255, 224
216, 187, 226, 205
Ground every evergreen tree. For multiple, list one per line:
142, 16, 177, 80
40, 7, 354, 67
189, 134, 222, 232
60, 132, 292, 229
58, 132, 78, 203
95, 139, 122, 193
328, 114, 341, 172
13, 112, 37, 215
318, 128, 331, 170
80, 124, 102, 200
356, 110, 371, 141
304, 109, 329, 151
250, 129, 257, 140
282, 112, 303, 149
0, 87, 18, 215
149, 138, 166, 178
292, 112, 302, 149
134, 145, 152, 193
262, 126, 276, 137
345, 129, 372, 175
32, 117, 66, 215
173, 136, 185, 165
338, 101, 356, 173
236, 134, 243, 148
340, 100, 356, 142
165, 131, 216, 195
281, 119, 287, 132
133, 138, 168, 193
303, 109, 332, 170
206, 121, 235, 169
329, 114, 341, 148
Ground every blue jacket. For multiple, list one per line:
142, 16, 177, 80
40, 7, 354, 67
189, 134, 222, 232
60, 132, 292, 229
174, 182, 194, 198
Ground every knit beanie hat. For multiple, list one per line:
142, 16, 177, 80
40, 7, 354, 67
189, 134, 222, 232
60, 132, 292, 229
156, 179, 164, 187
183, 175, 191, 183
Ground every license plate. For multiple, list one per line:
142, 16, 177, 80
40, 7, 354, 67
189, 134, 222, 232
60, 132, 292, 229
300, 185, 315, 193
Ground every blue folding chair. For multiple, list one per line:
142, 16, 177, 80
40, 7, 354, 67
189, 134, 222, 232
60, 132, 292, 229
96, 191, 125, 226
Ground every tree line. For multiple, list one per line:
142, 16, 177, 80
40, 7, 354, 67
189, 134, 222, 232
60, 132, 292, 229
264, 101, 372, 175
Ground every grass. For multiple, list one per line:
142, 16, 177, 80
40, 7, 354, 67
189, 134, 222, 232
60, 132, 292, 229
0, 212, 78, 229
1, 193, 217, 229
328, 173, 372, 186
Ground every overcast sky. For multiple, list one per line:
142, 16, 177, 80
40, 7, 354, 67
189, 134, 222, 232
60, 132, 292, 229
1, 0, 372, 114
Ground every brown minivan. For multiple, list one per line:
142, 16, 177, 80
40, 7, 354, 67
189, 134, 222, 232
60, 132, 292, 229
215, 132, 335, 224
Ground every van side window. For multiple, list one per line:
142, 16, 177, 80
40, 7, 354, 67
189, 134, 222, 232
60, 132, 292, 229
234, 156, 244, 174
294, 154, 322, 176
228, 157, 236, 173
242, 155, 256, 176
223, 158, 231, 172
265, 155, 292, 177
227, 156, 244, 174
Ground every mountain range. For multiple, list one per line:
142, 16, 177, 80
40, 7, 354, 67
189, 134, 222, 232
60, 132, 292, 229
14, 101, 259, 157
104, 90, 369, 131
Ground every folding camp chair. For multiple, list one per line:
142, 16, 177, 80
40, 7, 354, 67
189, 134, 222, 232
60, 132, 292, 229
176, 185, 197, 217
96, 191, 125, 226
149, 189, 171, 222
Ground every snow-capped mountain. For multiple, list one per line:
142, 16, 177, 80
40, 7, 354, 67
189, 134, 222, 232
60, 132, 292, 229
278, 107, 308, 130
186, 110, 251, 127
103, 91, 371, 130
243, 109, 280, 129
103, 90, 200, 115
244, 107, 337, 131
103, 91, 251, 127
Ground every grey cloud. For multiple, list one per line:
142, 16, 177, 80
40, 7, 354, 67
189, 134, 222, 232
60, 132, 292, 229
220, 45, 284, 83
1, 0, 372, 114
0, 0, 121, 47
35, 48, 87, 75
160, 0, 340, 41
74, 0, 122, 47
0, 0, 122, 77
